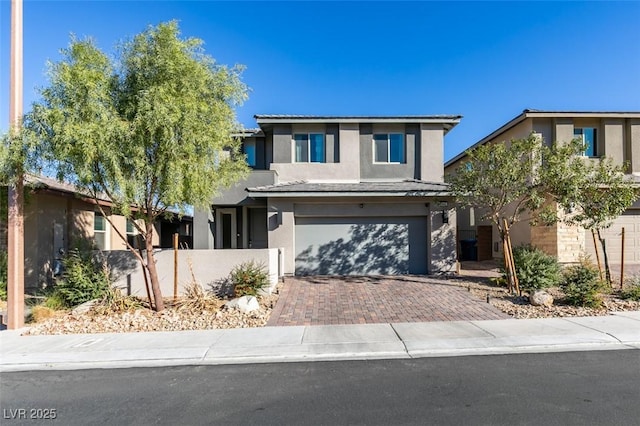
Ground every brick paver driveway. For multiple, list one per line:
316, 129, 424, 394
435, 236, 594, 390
267, 276, 509, 326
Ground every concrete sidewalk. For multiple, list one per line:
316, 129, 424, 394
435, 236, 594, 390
1, 312, 639, 372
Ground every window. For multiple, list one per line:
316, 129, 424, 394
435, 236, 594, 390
574, 127, 598, 157
294, 133, 325, 163
373, 133, 404, 163
243, 140, 256, 167
94, 212, 108, 250
126, 219, 138, 248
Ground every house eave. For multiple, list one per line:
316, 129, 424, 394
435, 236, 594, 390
246, 191, 452, 198
445, 109, 640, 169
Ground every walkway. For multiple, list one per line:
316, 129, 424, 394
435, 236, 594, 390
267, 276, 509, 326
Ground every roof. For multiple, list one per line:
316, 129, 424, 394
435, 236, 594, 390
246, 180, 451, 198
254, 114, 462, 135
24, 174, 192, 218
444, 109, 640, 168
26, 174, 96, 198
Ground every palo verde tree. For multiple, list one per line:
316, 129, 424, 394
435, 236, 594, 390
27, 21, 249, 311
556, 158, 638, 285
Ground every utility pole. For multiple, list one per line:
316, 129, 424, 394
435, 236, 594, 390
7, 0, 24, 329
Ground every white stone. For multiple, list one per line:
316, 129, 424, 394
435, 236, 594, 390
530, 291, 554, 307
72, 299, 98, 315
226, 296, 260, 314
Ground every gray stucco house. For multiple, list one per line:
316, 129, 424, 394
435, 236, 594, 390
194, 115, 462, 276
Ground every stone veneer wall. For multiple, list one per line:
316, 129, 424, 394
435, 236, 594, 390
555, 221, 585, 263
530, 204, 585, 263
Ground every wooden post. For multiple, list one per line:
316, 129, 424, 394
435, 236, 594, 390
591, 229, 603, 281
502, 237, 513, 293
620, 227, 625, 290
503, 219, 520, 295
173, 233, 179, 301
137, 234, 153, 308
7, 0, 24, 330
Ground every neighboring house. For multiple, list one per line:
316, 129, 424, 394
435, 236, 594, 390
194, 115, 462, 276
0, 175, 193, 292
444, 110, 640, 266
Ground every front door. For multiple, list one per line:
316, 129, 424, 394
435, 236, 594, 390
216, 208, 237, 249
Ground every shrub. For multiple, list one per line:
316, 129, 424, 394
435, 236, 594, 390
42, 291, 67, 311
508, 245, 561, 293
53, 248, 111, 307
621, 276, 640, 301
230, 261, 268, 297
561, 262, 604, 308
29, 305, 58, 323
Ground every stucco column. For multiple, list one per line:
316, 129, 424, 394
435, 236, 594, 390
267, 199, 295, 274
420, 124, 444, 182
629, 119, 640, 174
193, 207, 214, 249
429, 203, 457, 274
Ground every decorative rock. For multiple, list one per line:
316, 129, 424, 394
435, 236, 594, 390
530, 290, 554, 307
71, 299, 98, 315
226, 296, 260, 314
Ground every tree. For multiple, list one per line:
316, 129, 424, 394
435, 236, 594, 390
448, 133, 585, 242
25, 21, 249, 311
556, 158, 638, 285
448, 133, 638, 288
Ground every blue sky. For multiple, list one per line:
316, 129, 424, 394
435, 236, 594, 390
1, 1, 639, 161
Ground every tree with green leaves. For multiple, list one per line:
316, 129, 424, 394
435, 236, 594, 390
23, 21, 249, 311
556, 158, 638, 285
447, 133, 585, 242
448, 133, 638, 287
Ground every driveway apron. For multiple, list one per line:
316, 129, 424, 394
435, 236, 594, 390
267, 276, 509, 326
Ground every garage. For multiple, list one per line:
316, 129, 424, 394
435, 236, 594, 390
584, 210, 640, 265
294, 216, 428, 275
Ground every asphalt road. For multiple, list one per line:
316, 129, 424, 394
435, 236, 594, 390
1, 350, 639, 426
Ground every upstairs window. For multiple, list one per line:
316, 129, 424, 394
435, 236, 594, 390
374, 133, 404, 163
294, 133, 325, 163
243, 139, 256, 167
574, 127, 598, 157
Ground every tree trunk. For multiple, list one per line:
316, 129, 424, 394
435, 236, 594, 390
145, 223, 165, 311
596, 228, 612, 286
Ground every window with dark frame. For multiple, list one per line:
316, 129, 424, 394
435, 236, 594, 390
574, 127, 598, 157
373, 133, 405, 163
294, 133, 325, 163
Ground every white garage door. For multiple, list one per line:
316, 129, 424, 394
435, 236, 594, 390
584, 210, 640, 264
295, 216, 428, 275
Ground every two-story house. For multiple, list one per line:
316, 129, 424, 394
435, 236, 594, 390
444, 110, 640, 267
194, 115, 462, 276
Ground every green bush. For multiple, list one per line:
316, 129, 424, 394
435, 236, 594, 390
621, 276, 640, 301
508, 245, 561, 293
561, 262, 604, 308
42, 291, 67, 311
0, 250, 7, 301
53, 249, 111, 308
230, 261, 268, 297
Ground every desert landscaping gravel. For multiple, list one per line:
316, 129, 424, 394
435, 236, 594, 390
17, 277, 640, 335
